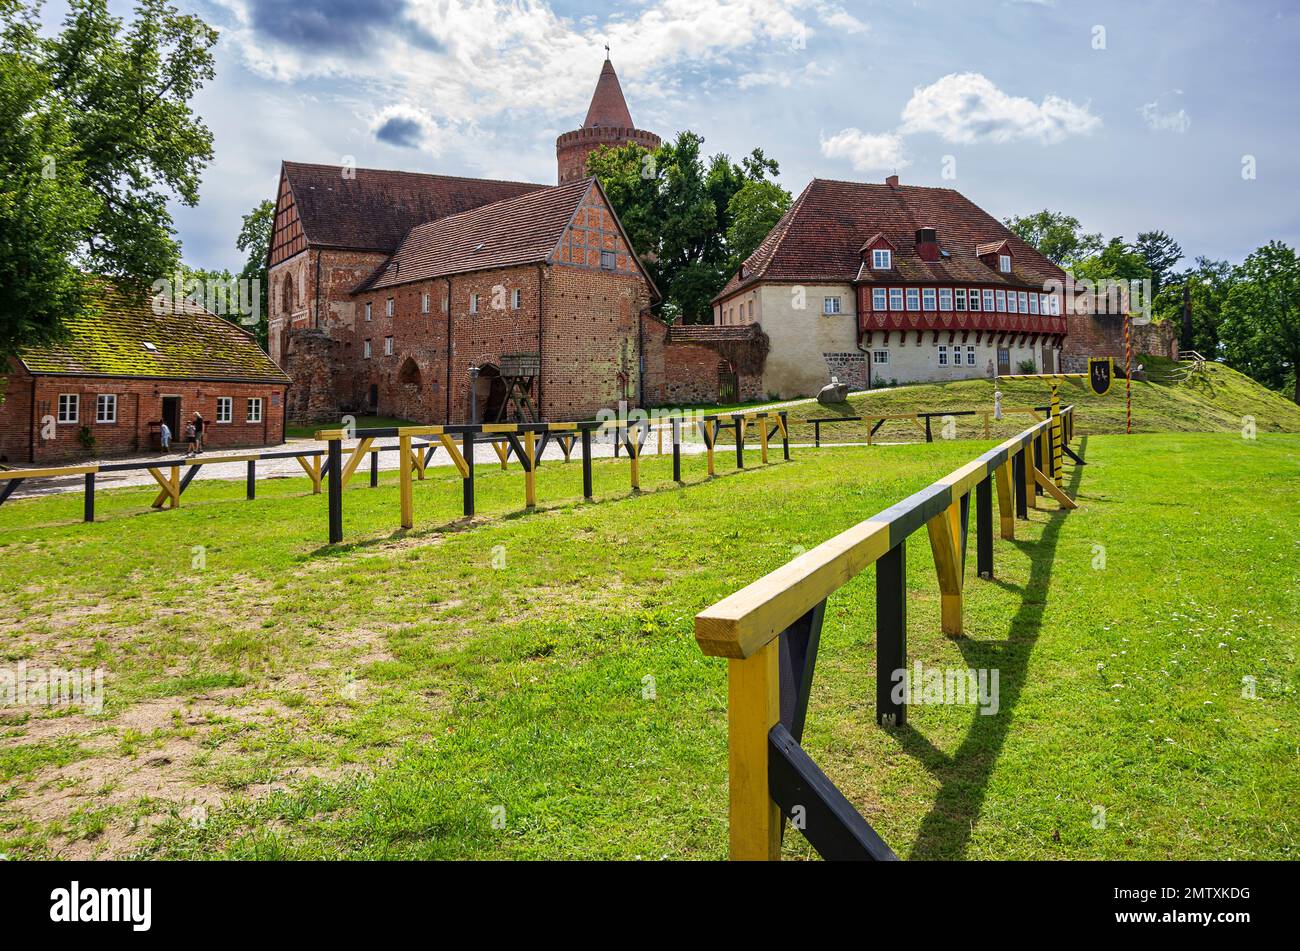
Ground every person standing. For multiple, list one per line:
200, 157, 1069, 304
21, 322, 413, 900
160, 421, 172, 453
184, 419, 197, 456
192, 412, 205, 454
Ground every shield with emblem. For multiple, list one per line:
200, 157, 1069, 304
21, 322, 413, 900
1088, 357, 1113, 396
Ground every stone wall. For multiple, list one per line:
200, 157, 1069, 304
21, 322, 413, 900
1060, 312, 1178, 373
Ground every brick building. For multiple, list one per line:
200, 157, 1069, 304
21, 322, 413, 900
556, 55, 661, 185
0, 284, 289, 464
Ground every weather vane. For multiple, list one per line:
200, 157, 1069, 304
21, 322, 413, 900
604, 43, 610, 59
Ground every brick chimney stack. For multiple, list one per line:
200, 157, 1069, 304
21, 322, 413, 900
886, 174, 900, 189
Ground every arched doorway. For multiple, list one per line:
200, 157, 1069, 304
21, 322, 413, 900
281, 275, 294, 315
398, 356, 423, 390
473, 364, 508, 423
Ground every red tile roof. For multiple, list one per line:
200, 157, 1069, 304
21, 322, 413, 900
717, 179, 1066, 302
356, 178, 594, 292
282, 161, 546, 253
583, 59, 635, 129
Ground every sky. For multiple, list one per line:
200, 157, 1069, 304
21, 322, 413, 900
42, 0, 1300, 273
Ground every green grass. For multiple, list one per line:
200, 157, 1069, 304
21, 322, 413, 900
285, 415, 415, 439
0, 425, 1296, 859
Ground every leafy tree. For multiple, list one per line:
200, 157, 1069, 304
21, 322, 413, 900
1004, 210, 1103, 266
235, 199, 275, 348
1219, 241, 1300, 403
1133, 230, 1183, 293
1153, 256, 1233, 358
1070, 237, 1153, 284
0, 0, 216, 360
586, 131, 789, 323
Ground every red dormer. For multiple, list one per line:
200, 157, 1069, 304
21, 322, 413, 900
977, 239, 1013, 274
915, 227, 940, 262
860, 232, 897, 271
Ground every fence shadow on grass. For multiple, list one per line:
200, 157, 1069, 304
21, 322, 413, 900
891, 436, 1088, 859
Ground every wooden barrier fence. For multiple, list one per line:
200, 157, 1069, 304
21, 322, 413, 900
693, 406, 1077, 861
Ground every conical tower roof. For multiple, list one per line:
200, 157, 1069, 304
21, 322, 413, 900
582, 58, 635, 129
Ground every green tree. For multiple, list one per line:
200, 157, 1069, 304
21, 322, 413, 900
1004, 209, 1103, 266
726, 178, 792, 275
1219, 241, 1300, 403
1133, 230, 1183, 293
235, 199, 275, 348
1070, 237, 1153, 284
1153, 257, 1233, 358
0, 0, 216, 360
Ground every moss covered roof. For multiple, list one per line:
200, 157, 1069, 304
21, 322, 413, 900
18, 284, 290, 384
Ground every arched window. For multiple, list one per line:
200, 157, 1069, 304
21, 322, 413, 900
281, 275, 294, 315
398, 357, 422, 389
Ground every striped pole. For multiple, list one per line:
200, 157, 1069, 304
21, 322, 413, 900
1125, 315, 1132, 434
1050, 382, 1062, 485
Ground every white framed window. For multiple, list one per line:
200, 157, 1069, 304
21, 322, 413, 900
1049, 294, 1060, 315
1007, 292, 1018, 314
1019, 291, 1029, 313
823, 296, 841, 315
939, 288, 953, 311
385, 298, 394, 317
363, 339, 372, 359
600, 250, 616, 270
384, 336, 394, 356
95, 393, 116, 424
968, 289, 981, 312
983, 289, 996, 311
872, 288, 888, 311
469, 293, 479, 314
246, 398, 263, 423
421, 292, 430, 314
966, 346, 977, 366
922, 288, 937, 311
999, 254, 1011, 273
872, 248, 892, 270
938, 345, 949, 366
889, 288, 904, 311
906, 288, 920, 311
364, 302, 372, 321
511, 289, 522, 309
57, 393, 79, 424
1029, 293, 1040, 315
996, 290, 1007, 312
216, 396, 232, 423
873, 350, 889, 364
954, 288, 967, 311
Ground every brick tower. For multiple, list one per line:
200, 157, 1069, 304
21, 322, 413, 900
556, 53, 661, 184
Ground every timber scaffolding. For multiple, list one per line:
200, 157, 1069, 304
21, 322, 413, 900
694, 405, 1079, 861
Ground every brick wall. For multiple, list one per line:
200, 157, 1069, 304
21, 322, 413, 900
1061, 313, 1178, 373
0, 360, 286, 464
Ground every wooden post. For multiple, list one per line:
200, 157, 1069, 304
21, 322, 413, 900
327, 438, 343, 544
399, 433, 413, 529
246, 459, 256, 500
735, 417, 745, 469
1050, 384, 1063, 485
927, 498, 964, 637
628, 424, 640, 492
524, 430, 537, 508
780, 412, 790, 460
995, 461, 1015, 539
83, 472, 95, 523
463, 431, 475, 516
728, 640, 782, 860
976, 476, 993, 578
701, 422, 716, 477
875, 541, 906, 726
671, 417, 682, 483
1028, 438, 1041, 507
759, 415, 769, 464
577, 428, 592, 500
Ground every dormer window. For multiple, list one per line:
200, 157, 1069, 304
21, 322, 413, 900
872, 249, 892, 270
999, 254, 1012, 273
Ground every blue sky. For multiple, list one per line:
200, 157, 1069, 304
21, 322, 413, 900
45, 0, 1300, 272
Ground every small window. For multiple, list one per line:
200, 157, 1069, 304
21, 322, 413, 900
889, 288, 904, 311
872, 288, 888, 311
968, 289, 981, 312
96, 394, 116, 424
142, 341, 158, 353
872, 350, 889, 364
421, 292, 430, 314
954, 288, 967, 311
823, 296, 841, 315
999, 254, 1011, 273
469, 293, 478, 314
906, 288, 920, 311
871, 248, 892, 269
1007, 292, 1018, 314
363, 339, 372, 359
364, 302, 372, 321
938, 345, 949, 366
386, 298, 394, 317
384, 336, 394, 356
246, 398, 263, 423
217, 396, 232, 424
966, 346, 977, 366
939, 288, 952, 311
983, 289, 996, 311
600, 250, 617, 270
922, 288, 937, 311
57, 393, 79, 424
512, 289, 522, 309
1050, 294, 1060, 316
1029, 293, 1039, 315
748, 300, 754, 318
1019, 291, 1029, 313
996, 290, 1007, 312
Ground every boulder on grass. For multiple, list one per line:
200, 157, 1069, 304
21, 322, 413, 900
817, 377, 849, 405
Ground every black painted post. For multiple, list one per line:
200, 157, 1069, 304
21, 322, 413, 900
875, 541, 907, 727
462, 432, 475, 517
581, 428, 593, 500
814, 420, 821, 448
781, 411, 790, 460
327, 438, 343, 544
735, 419, 744, 469
924, 415, 933, 443
246, 460, 256, 500
1033, 436, 1043, 495
671, 417, 682, 483
613, 426, 620, 458
369, 449, 378, 487
1013, 450, 1028, 518
976, 476, 993, 579
83, 472, 95, 523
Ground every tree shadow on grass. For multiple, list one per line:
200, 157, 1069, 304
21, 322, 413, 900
891, 437, 1088, 859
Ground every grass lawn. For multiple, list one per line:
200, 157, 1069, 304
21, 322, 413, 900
285, 415, 416, 440
0, 430, 1296, 859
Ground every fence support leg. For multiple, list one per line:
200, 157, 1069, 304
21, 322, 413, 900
976, 476, 993, 579
1028, 441, 1040, 508
1014, 449, 1028, 518
735, 419, 745, 469
875, 541, 907, 727
83, 472, 95, 523
370, 449, 379, 487
927, 499, 964, 638
327, 439, 343, 544
759, 416, 769, 464
463, 432, 475, 517
246, 460, 256, 500
399, 434, 413, 529
995, 461, 1015, 540
581, 429, 593, 501
780, 412, 790, 460
524, 430, 537, 509
671, 418, 682, 483
728, 640, 782, 861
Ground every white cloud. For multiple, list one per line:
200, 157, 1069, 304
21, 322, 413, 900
736, 61, 831, 89
1140, 100, 1191, 134
899, 72, 1101, 145
819, 128, 909, 172
370, 103, 442, 152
